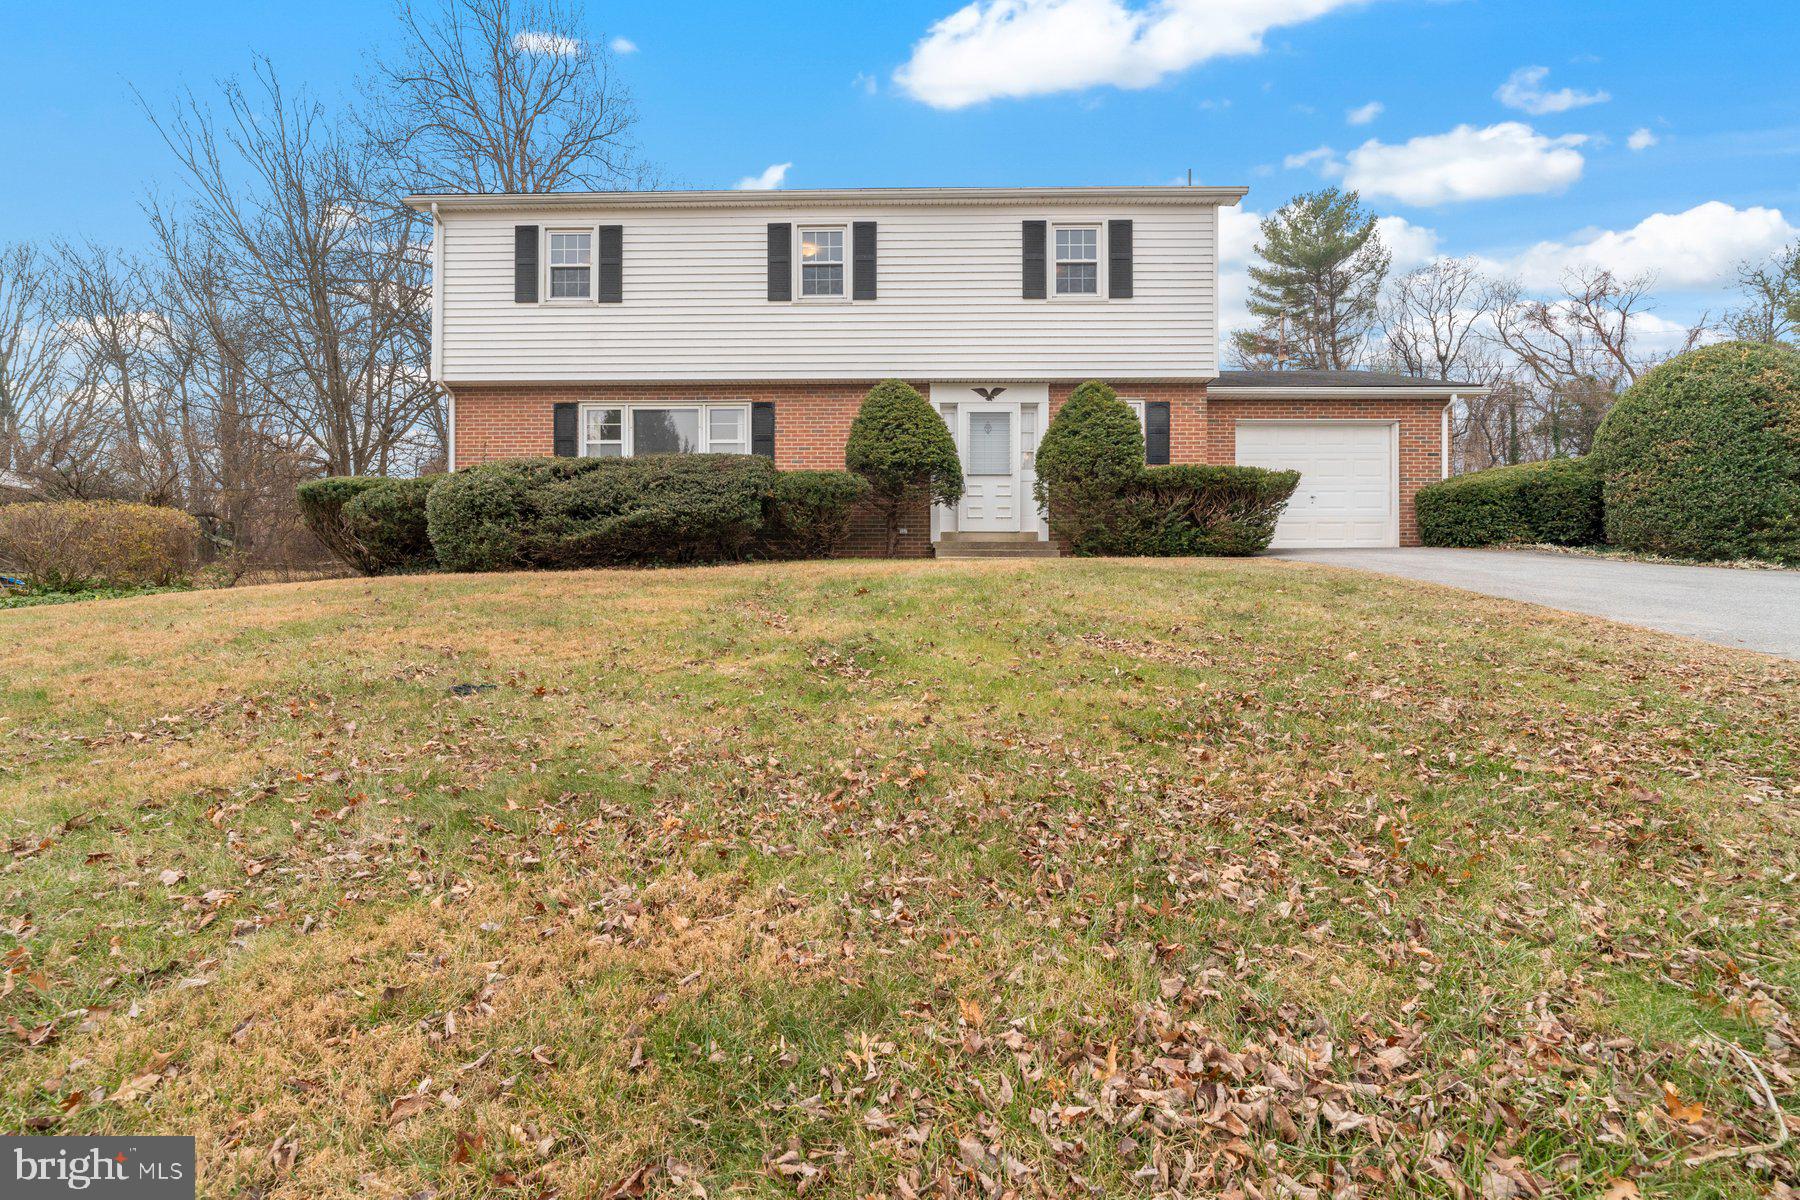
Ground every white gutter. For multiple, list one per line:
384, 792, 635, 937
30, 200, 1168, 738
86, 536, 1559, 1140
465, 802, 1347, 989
404, 185, 1249, 213
1208, 385, 1488, 400
1443, 399, 1453, 479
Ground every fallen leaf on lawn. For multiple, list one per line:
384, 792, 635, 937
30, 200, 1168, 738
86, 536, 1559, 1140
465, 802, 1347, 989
1601, 1181, 1640, 1200
1661, 1082, 1705, 1124
387, 1094, 434, 1124
158, 869, 186, 887
109, 1072, 164, 1104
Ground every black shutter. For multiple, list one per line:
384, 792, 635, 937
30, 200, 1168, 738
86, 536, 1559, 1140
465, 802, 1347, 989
1022, 220, 1047, 299
767, 224, 792, 301
751, 402, 776, 459
1144, 401, 1170, 465
852, 221, 877, 301
553, 403, 578, 457
1108, 219, 1134, 299
514, 225, 540, 303
597, 225, 623, 303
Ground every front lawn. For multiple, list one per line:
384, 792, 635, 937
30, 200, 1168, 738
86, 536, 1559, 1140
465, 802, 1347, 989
1, 560, 1795, 1198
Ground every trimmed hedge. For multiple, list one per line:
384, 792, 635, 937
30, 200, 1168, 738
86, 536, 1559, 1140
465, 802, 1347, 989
296, 477, 387, 573
0, 500, 198, 589
1417, 457, 1603, 548
428, 455, 777, 572
846, 380, 963, 555
766, 470, 871, 559
342, 475, 442, 573
1124, 465, 1302, 556
1591, 340, 1800, 563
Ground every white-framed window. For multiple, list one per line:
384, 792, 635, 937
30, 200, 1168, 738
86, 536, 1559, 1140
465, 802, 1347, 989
548, 230, 593, 299
1052, 225, 1100, 296
1123, 398, 1146, 433
798, 226, 846, 298
578, 402, 752, 457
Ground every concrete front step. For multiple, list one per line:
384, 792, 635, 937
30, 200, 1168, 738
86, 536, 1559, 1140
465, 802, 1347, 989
935, 543, 1062, 559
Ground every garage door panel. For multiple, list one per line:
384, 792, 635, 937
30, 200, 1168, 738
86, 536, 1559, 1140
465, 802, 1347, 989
1235, 422, 1397, 549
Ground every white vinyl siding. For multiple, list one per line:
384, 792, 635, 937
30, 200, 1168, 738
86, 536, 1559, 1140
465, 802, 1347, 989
437, 203, 1219, 381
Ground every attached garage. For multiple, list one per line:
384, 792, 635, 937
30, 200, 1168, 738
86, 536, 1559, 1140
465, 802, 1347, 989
1235, 420, 1397, 548
1207, 370, 1485, 549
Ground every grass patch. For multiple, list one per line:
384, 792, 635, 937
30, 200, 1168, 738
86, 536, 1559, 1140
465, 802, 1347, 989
1, 559, 1795, 1198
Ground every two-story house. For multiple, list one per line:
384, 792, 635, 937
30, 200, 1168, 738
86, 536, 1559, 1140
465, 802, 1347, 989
407, 186, 1474, 554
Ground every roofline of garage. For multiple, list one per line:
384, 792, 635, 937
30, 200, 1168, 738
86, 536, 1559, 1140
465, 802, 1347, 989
1208, 386, 1488, 399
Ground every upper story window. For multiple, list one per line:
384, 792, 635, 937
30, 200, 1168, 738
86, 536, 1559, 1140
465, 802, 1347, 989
548, 230, 593, 299
799, 227, 845, 297
1053, 226, 1100, 296
579, 402, 750, 457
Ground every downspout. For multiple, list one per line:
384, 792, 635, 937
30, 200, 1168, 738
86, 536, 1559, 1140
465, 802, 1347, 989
1442, 398, 1453, 479
431, 202, 454, 472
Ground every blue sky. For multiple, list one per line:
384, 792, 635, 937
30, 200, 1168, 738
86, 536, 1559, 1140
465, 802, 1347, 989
4, 0, 1798, 334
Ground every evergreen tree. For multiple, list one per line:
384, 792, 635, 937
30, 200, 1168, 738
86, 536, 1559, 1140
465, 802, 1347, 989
1230, 188, 1390, 371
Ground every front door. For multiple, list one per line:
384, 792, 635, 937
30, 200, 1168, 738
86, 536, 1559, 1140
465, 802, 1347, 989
958, 404, 1019, 531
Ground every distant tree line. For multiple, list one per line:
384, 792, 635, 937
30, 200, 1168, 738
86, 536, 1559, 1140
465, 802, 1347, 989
0, 0, 648, 575
1230, 187, 1799, 473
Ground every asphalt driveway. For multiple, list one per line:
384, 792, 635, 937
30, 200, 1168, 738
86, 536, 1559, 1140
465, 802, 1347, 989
1274, 547, 1800, 659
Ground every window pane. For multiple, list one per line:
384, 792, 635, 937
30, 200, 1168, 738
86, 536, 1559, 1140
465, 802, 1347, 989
585, 443, 623, 457
800, 229, 843, 263
549, 232, 591, 266
1055, 262, 1097, 294
585, 408, 622, 440
802, 264, 844, 296
708, 408, 745, 443
551, 267, 591, 298
1056, 227, 1097, 261
967, 411, 1012, 475
633, 408, 701, 454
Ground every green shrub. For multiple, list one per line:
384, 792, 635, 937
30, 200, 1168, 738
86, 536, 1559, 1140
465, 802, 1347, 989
845, 380, 963, 555
1417, 457, 1603, 548
341, 475, 443, 573
297, 476, 388, 573
427, 455, 779, 572
1122, 465, 1302, 556
0, 500, 198, 589
1591, 340, 1800, 563
1033, 381, 1147, 553
765, 471, 871, 559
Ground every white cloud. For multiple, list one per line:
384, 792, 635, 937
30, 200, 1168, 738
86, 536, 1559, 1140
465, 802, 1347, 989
1346, 100, 1383, 126
894, 0, 1370, 109
735, 162, 793, 191
1343, 122, 1587, 205
1282, 145, 1339, 171
1376, 215, 1442, 271
1495, 66, 1609, 116
513, 30, 582, 57
1216, 204, 1262, 335
610, 36, 638, 54
1491, 201, 1797, 291
853, 72, 878, 95
1627, 127, 1658, 152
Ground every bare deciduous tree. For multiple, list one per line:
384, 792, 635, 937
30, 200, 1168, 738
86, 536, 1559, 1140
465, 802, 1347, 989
143, 63, 438, 478
1724, 240, 1800, 345
0, 243, 70, 475
371, 0, 649, 195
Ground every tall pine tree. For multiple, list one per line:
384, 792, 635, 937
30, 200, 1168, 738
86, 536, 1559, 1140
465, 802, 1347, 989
1231, 188, 1390, 371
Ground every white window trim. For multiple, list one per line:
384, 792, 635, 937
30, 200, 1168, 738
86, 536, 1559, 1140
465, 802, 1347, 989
577, 401, 753, 457
1049, 221, 1105, 301
1122, 397, 1147, 434
794, 224, 850, 302
544, 227, 595, 303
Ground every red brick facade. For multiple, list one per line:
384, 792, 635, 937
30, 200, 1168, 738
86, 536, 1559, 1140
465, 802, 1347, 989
448, 381, 1448, 553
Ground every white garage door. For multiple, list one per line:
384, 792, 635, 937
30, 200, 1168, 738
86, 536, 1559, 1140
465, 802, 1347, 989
1236, 421, 1397, 548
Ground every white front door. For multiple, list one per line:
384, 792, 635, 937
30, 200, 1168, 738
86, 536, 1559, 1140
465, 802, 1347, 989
959, 405, 1019, 531
1235, 421, 1398, 548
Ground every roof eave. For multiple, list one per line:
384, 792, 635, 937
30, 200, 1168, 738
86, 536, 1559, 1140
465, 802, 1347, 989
1208, 385, 1488, 399
405, 185, 1250, 213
